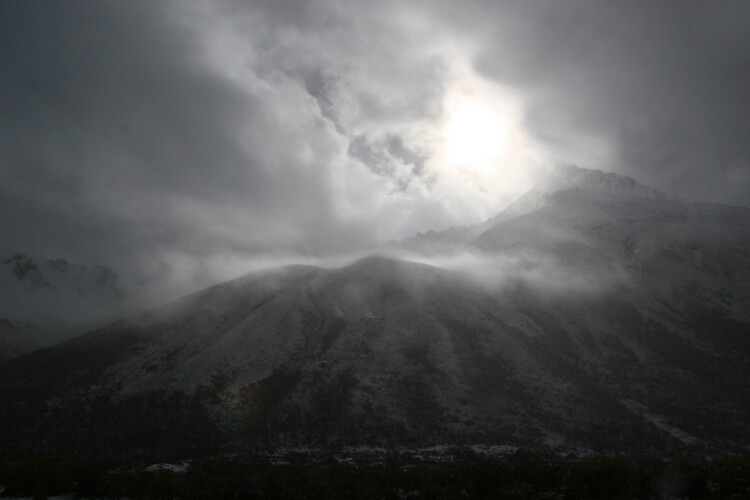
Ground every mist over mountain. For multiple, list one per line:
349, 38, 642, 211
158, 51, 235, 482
392, 164, 667, 255
2, 166, 748, 458
0, 254, 133, 361
0, 253, 126, 315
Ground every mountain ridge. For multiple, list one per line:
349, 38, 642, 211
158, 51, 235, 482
394, 165, 667, 254
1, 165, 749, 457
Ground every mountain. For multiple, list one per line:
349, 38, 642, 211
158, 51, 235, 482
0, 254, 128, 360
0, 317, 33, 363
1, 166, 749, 457
394, 164, 666, 254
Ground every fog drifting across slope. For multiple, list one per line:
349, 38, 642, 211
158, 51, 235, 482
395, 249, 629, 297
136, 242, 631, 318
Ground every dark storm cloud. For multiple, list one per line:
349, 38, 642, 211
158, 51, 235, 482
0, 0, 377, 283
454, 0, 750, 205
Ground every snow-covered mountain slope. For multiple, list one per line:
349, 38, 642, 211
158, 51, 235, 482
1, 166, 749, 457
400, 164, 750, 323
394, 165, 666, 254
472, 180, 750, 321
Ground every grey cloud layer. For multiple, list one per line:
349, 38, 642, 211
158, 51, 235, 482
458, 0, 750, 203
1, 0, 748, 291
0, 1, 384, 277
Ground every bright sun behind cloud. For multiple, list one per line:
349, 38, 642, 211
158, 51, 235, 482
434, 78, 541, 185
444, 99, 507, 172
419, 74, 548, 225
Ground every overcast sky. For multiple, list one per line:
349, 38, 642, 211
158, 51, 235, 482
2, 0, 749, 289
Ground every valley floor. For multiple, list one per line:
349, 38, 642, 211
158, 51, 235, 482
1, 450, 749, 499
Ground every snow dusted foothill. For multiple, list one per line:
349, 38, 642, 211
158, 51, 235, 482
0, 165, 749, 457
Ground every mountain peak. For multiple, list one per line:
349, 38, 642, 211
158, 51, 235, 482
538, 164, 664, 199
389, 166, 665, 253
485, 165, 664, 226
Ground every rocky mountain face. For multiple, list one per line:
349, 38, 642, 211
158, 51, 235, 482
1, 166, 749, 457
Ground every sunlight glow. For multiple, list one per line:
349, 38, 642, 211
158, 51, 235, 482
433, 80, 538, 188
444, 100, 506, 171
419, 74, 548, 225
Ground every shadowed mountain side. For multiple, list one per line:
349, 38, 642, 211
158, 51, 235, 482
0, 318, 28, 363
1, 166, 749, 457
0, 317, 90, 364
1, 252, 749, 456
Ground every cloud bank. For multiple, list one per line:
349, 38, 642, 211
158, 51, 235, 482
1, 0, 748, 295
